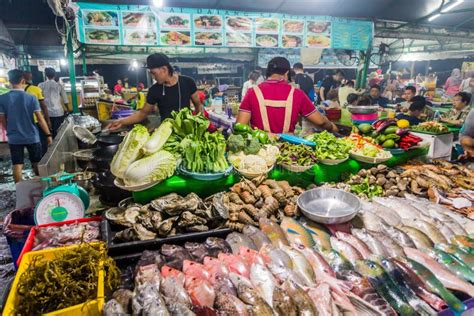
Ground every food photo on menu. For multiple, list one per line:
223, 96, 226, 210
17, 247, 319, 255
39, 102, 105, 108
306, 34, 331, 48
255, 17, 279, 33
225, 32, 252, 47
194, 15, 223, 30
307, 21, 330, 33
124, 29, 157, 45
226, 16, 252, 31
195, 32, 223, 46
159, 12, 190, 29
84, 10, 118, 26
160, 30, 191, 45
85, 29, 120, 44
122, 12, 155, 28
282, 34, 303, 48
283, 20, 304, 33
256, 34, 279, 48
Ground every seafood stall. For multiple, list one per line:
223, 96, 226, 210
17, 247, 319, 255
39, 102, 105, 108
3, 105, 474, 315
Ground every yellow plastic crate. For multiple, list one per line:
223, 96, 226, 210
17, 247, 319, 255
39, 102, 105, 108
3, 242, 105, 316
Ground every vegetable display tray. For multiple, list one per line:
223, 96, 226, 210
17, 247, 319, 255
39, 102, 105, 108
410, 129, 452, 135
3, 242, 105, 316
17, 216, 102, 267
102, 219, 231, 256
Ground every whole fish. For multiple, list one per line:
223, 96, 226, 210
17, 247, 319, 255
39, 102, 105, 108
160, 277, 192, 308
433, 219, 456, 241
259, 244, 292, 268
259, 217, 290, 248
132, 284, 170, 316
250, 263, 276, 307
184, 242, 210, 263
323, 250, 396, 315
161, 265, 185, 285
104, 299, 125, 316
281, 245, 316, 286
390, 258, 446, 312
280, 217, 315, 248
362, 201, 402, 227
213, 274, 237, 296
135, 264, 161, 287
163, 297, 195, 316
435, 243, 474, 270
426, 248, 474, 283
404, 247, 474, 297
335, 231, 372, 259
203, 256, 229, 283
307, 283, 334, 316
451, 235, 474, 255
402, 218, 447, 244
214, 293, 249, 316
355, 260, 417, 316
330, 236, 363, 265
369, 230, 405, 257
272, 286, 297, 316
205, 237, 232, 257
298, 217, 332, 251
380, 222, 416, 248
182, 260, 211, 281
161, 244, 192, 270
184, 276, 216, 308
239, 246, 268, 266
379, 258, 436, 315
402, 257, 466, 314
297, 244, 352, 295
356, 209, 385, 232
397, 226, 434, 249
281, 279, 318, 316
225, 232, 257, 254
372, 197, 421, 221
242, 225, 271, 250
229, 273, 273, 316
218, 253, 250, 278
351, 228, 389, 257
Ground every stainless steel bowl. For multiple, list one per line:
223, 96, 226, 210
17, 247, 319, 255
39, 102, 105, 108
297, 188, 361, 224
347, 105, 380, 114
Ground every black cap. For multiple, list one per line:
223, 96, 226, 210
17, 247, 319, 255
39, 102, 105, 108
267, 57, 292, 81
146, 53, 170, 69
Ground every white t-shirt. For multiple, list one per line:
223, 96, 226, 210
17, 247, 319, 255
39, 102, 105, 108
242, 80, 256, 99
460, 78, 472, 94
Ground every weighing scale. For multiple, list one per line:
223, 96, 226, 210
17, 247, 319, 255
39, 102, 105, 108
34, 173, 90, 225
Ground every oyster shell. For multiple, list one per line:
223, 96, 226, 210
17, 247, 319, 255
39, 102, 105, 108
134, 224, 156, 241
157, 216, 178, 236
105, 207, 125, 221
150, 193, 201, 216
113, 228, 136, 241
186, 225, 209, 232
177, 211, 207, 228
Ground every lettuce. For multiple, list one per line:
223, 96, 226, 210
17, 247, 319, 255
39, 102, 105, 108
110, 124, 149, 178
123, 150, 176, 186
142, 121, 173, 156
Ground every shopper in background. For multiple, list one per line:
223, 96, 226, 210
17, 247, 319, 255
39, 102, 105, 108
444, 68, 462, 96
293, 62, 315, 102
460, 71, 473, 95
460, 109, 474, 158
38, 68, 68, 138
347, 93, 359, 106
135, 83, 146, 110
397, 86, 417, 112
23, 71, 50, 156
321, 89, 340, 109
320, 70, 344, 102
242, 71, 259, 99
114, 79, 123, 95
107, 53, 203, 130
0, 70, 52, 183
383, 83, 396, 102
255, 66, 265, 85
338, 80, 357, 107
368, 84, 389, 108
396, 96, 426, 126
440, 92, 471, 127
237, 57, 337, 134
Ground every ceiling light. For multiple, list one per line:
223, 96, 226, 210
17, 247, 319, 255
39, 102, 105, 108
428, 14, 441, 21
131, 60, 138, 68
152, 0, 163, 7
0, 69, 5, 76
441, 0, 463, 12
60, 59, 67, 66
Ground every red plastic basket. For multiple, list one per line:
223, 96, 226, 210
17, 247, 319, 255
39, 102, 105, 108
16, 216, 102, 266
326, 109, 342, 121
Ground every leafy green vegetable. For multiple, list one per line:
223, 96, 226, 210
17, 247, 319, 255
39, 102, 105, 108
142, 121, 173, 155
244, 138, 262, 155
123, 150, 176, 186
277, 143, 317, 166
227, 134, 246, 153
110, 124, 149, 178
308, 131, 352, 160
168, 108, 209, 139
350, 176, 383, 198
180, 131, 229, 173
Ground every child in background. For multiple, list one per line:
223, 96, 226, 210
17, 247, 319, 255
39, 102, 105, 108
396, 96, 426, 126
321, 89, 340, 109
346, 93, 359, 106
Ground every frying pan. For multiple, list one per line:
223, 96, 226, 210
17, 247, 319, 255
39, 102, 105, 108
96, 135, 124, 147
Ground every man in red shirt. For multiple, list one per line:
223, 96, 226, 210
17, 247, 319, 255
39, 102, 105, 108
237, 57, 337, 134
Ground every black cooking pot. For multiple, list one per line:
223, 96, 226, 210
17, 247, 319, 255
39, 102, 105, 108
92, 171, 131, 206
93, 145, 118, 170
96, 135, 124, 147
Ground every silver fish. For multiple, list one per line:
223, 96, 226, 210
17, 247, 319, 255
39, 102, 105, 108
380, 221, 416, 248
362, 201, 402, 226
243, 225, 271, 250
403, 218, 447, 244
368, 230, 404, 257
372, 197, 421, 221
281, 245, 316, 287
250, 263, 277, 308
351, 228, 390, 257
226, 232, 257, 254
356, 209, 385, 232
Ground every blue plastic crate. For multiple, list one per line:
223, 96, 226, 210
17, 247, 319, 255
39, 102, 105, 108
4, 208, 35, 269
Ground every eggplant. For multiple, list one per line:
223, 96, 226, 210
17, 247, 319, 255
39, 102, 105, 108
396, 128, 409, 136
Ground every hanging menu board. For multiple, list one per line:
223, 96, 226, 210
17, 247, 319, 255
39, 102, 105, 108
75, 3, 373, 50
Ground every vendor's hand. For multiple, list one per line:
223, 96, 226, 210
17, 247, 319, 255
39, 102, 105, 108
47, 120, 52, 129
106, 120, 123, 131
47, 136, 53, 146
459, 149, 474, 160
331, 122, 339, 133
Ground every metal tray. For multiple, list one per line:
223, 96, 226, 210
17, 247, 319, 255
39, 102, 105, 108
101, 219, 231, 256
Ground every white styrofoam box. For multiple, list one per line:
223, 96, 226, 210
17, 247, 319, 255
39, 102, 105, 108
410, 132, 453, 160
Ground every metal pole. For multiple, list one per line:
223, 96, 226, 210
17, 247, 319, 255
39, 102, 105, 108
82, 48, 87, 76
66, 25, 79, 114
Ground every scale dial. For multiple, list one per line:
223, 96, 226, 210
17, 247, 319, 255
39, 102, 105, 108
35, 191, 85, 225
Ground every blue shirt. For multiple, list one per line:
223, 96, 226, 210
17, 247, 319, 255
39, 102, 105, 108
396, 113, 422, 126
0, 89, 41, 144
369, 96, 389, 108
